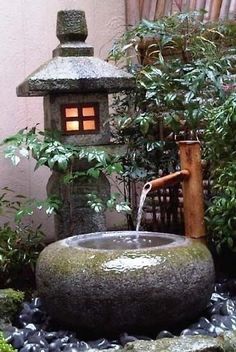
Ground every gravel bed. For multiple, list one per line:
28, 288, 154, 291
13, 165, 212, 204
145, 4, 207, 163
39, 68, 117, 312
3, 276, 236, 352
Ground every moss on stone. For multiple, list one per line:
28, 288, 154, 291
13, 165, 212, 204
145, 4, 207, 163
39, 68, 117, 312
0, 289, 24, 321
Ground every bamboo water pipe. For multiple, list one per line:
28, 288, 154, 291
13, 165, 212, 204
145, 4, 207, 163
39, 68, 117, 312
144, 141, 206, 239
144, 169, 190, 191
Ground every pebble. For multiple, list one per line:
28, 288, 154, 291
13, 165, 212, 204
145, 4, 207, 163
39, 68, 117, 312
11, 332, 25, 349
220, 299, 236, 315
119, 333, 137, 346
211, 292, 228, 302
156, 330, 174, 339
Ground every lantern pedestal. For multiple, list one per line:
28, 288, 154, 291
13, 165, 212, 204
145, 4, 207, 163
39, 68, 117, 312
47, 169, 110, 239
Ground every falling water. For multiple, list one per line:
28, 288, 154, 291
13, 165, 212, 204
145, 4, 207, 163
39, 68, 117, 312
136, 186, 151, 233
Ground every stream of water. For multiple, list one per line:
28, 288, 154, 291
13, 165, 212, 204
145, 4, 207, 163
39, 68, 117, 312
136, 186, 150, 234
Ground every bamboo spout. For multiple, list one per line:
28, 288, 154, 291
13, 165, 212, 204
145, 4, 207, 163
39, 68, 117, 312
143, 141, 206, 240
144, 170, 190, 192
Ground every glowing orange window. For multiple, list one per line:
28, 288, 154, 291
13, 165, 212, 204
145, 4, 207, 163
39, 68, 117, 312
62, 103, 99, 134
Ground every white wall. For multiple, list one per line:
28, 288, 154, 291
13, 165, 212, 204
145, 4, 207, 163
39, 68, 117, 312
0, 0, 126, 240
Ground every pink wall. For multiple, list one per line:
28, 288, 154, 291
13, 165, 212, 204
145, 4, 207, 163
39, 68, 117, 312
0, 0, 126, 240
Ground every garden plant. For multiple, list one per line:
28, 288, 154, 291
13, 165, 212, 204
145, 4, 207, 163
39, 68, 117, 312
205, 92, 236, 253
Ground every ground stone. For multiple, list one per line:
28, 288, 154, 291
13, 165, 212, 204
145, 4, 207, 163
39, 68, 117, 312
221, 330, 236, 351
122, 332, 236, 352
124, 336, 224, 352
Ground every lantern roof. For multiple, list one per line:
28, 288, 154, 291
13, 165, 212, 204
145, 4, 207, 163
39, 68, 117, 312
17, 10, 134, 97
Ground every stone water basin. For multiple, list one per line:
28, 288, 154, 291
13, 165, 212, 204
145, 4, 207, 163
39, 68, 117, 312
36, 231, 215, 336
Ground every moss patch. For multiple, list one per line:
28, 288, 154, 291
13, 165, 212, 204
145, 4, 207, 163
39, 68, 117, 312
0, 289, 24, 321
0, 332, 16, 352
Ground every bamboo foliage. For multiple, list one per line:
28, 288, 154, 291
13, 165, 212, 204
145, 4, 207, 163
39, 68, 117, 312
125, 0, 236, 25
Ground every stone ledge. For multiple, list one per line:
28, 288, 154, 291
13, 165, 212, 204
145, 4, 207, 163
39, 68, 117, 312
92, 332, 236, 352
125, 332, 236, 352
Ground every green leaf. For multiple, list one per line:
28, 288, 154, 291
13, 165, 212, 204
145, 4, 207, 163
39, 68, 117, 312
115, 202, 132, 214
87, 168, 100, 178
106, 163, 123, 174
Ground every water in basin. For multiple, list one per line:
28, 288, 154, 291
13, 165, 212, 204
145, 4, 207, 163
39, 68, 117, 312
65, 231, 185, 250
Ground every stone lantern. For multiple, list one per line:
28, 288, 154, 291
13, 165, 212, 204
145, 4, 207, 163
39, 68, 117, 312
16, 10, 134, 239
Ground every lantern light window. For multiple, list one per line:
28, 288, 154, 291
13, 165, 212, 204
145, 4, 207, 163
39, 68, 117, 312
65, 108, 78, 118
82, 107, 95, 116
66, 121, 80, 131
62, 103, 99, 134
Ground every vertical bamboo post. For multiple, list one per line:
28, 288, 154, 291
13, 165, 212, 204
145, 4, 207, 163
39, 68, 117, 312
179, 141, 206, 239
210, 0, 222, 20
155, 0, 166, 18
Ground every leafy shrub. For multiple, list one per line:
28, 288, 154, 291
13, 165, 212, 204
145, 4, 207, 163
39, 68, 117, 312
109, 12, 234, 141
108, 11, 235, 226
0, 188, 60, 288
205, 93, 236, 252
2, 128, 131, 216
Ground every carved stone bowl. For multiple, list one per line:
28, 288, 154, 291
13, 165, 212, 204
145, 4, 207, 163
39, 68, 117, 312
36, 231, 215, 336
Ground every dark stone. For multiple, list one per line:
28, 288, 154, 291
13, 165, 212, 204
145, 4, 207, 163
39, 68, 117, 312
180, 329, 196, 336
19, 313, 32, 326
207, 302, 223, 315
226, 279, 236, 294
27, 334, 48, 347
214, 283, 228, 294
187, 328, 214, 336
23, 326, 39, 339
20, 346, 35, 352
156, 330, 174, 339
63, 344, 80, 352
31, 308, 45, 324
22, 302, 32, 314
189, 317, 216, 336
20, 345, 42, 352
44, 331, 58, 342
36, 232, 214, 336
119, 333, 137, 346
211, 314, 234, 330
30, 298, 42, 309
63, 348, 80, 352
211, 293, 228, 302
49, 338, 62, 350
220, 299, 236, 315
78, 341, 90, 350
11, 331, 25, 349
